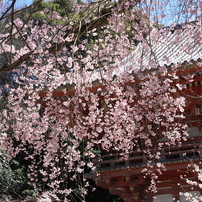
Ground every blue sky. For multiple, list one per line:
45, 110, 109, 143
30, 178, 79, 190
3, 0, 34, 9
4, 0, 49, 9
3, 0, 197, 26
15, 0, 33, 7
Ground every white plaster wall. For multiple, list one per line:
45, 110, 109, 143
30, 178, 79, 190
180, 191, 200, 202
153, 194, 173, 202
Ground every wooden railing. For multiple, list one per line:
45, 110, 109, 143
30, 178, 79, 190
92, 143, 201, 171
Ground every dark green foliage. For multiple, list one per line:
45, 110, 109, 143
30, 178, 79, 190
0, 151, 39, 200
29, 0, 75, 25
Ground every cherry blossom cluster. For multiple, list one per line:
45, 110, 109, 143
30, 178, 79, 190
0, 0, 201, 200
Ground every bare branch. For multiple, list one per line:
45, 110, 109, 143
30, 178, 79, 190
0, 0, 43, 21
0, 0, 17, 20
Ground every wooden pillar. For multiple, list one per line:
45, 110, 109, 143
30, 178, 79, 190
171, 176, 180, 201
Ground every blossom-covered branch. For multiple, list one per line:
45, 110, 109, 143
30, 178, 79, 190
0, 0, 140, 73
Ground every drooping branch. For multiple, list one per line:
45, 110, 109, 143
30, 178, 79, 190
0, 0, 140, 73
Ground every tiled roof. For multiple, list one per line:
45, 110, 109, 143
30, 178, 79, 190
120, 22, 202, 71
